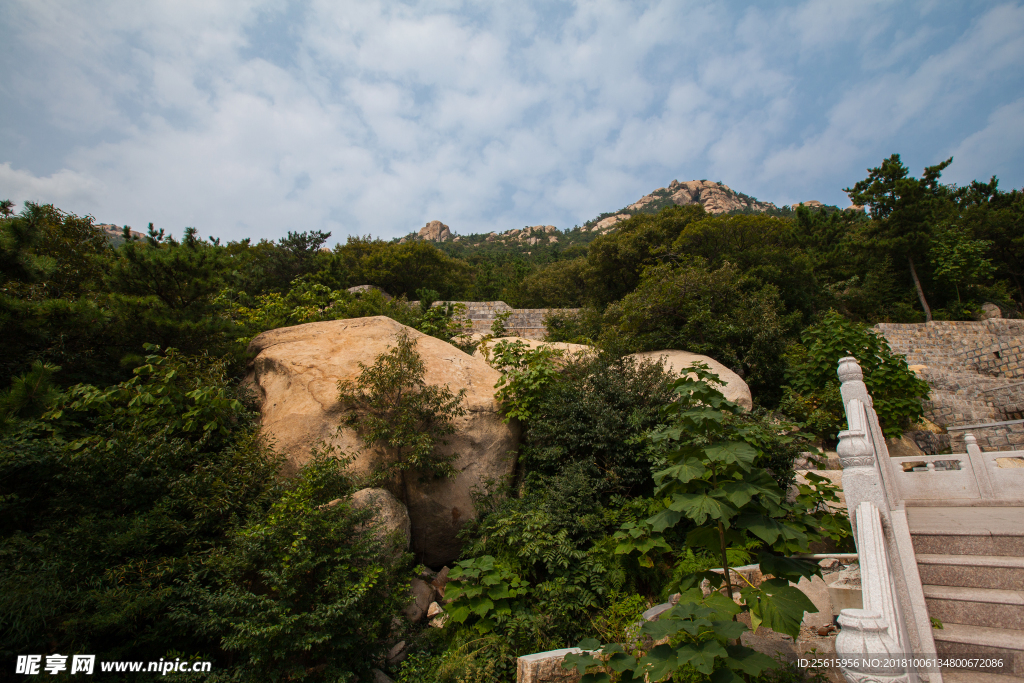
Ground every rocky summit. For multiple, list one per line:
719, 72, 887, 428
587, 179, 778, 232
417, 220, 451, 242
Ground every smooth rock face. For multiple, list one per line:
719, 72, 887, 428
350, 488, 411, 549
247, 317, 519, 566
627, 350, 752, 410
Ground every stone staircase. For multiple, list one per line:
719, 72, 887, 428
908, 506, 1024, 682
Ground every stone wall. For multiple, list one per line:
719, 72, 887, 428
873, 319, 1024, 452
444, 301, 580, 340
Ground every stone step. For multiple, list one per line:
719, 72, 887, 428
917, 554, 1024, 590
932, 622, 1024, 679
908, 507, 1024, 556
924, 585, 1024, 631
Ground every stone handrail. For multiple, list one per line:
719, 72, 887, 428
836, 501, 912, 682
835, 357, 940, 683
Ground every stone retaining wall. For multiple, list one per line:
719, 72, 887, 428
443, 301, 580, 340
873, 319, 1024, 452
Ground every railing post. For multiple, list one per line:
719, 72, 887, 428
965, 433, 994, 499
836, 502, 911, 683
838, 357, 902, 510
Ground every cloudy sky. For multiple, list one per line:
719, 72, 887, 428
2, 1, 1023, 243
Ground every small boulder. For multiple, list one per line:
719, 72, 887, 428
350, 488, 411, 549
346, 284, 392, 300
627, 350, 752, 410
402, 577, 435, 622
386, 641, 407, 667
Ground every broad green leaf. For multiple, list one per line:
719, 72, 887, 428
577, 638, 602, 651
672, 492, 736, 525
469, 596, 494, 617
562, 650, 601, 673
637, 644, 677, 682
710, 620, 747, 640
487, 584, 512, 600
447, 604, 471, 623
676, 640, 727, 674
703, 441, 757, 468
640, 618, 685, 640
607, 652, 637, 673
654, 457, 707, 486
702, 591, 742, 618
724, 645, 778, 676
718, 480, 765, 508
648, 508, 683, 533
757, 552, 821, 583
735, 513, 785, 545
581, 674, 611, 683
750, 579, 817, 639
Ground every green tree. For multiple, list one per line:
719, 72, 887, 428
583, 205, 707, 307
844, 153, 953, 321
603, 259, 790, 405
103, 235, 238, 362
672, 213, 825, 321
337, 330, 467, 526
781, 310, 930, 440
929, 222, 994, 303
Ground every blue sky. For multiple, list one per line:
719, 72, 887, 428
2, 1, 1022, 243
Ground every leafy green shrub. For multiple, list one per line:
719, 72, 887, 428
487, 339, 564, 423
516, 353, 675, 499
445, 556, 530, 633
2, 348, 410, 682
601, 259, 791, 405
337, 330, 467, 501
591, 364, 850, 682
0, 348, 280, 665
781, 310, 930, 440
173, 450, 409, 682
543, 306, 604, 344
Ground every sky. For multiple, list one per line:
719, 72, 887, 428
2, 1, 1023, 244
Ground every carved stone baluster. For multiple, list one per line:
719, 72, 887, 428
836, 501, 911, 683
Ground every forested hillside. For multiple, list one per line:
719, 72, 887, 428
2, 155, 1022, 681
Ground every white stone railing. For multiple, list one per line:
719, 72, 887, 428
890, 435, 1024, 503
835, 357, 939, 683
836, 501, 912, 682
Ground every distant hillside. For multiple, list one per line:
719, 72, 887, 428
411, 180, 833, 258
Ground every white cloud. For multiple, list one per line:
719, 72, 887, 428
947, 98, 1024, 186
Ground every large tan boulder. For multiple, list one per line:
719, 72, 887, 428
627, 350, 752, 410
247, 316, 518, 566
